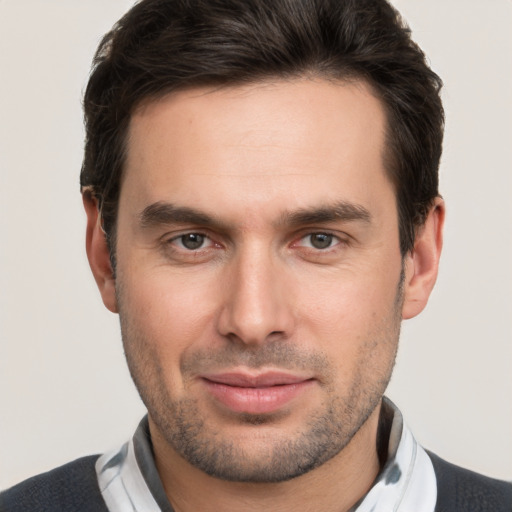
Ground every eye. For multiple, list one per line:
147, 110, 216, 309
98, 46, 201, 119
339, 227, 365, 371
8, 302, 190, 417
172, 233, 211, 250
299, 233, 338, 250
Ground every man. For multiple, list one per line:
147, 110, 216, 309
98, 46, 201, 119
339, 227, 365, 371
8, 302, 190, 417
1, 0, 510, 510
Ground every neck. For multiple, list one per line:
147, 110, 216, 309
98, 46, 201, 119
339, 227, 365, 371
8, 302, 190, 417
152, 404, 382, 512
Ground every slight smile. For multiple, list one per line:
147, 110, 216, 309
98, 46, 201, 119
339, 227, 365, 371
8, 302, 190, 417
201, 371, 316, 415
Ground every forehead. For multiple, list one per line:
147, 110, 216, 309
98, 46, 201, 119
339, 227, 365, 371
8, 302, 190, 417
121, 79, 392, 222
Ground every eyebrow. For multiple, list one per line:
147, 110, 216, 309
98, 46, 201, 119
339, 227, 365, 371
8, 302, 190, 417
278, 201, 372, 227
139, 202, 226, 230
138, 200, 372, 231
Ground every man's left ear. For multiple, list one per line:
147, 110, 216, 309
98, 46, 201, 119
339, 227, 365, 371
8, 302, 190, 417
402, 197, 445, 320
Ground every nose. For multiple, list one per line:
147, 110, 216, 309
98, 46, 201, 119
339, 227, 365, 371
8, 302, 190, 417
217, 245, 295, 346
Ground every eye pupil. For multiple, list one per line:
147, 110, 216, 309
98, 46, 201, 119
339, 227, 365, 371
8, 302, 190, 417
310, 233, 332, 249
181, 233, 204, 250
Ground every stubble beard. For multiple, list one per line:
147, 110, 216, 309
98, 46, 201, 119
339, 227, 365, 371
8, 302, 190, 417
117, 279, 403, 483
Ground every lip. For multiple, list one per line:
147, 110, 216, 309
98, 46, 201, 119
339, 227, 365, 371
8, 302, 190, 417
201, 371, 315, 414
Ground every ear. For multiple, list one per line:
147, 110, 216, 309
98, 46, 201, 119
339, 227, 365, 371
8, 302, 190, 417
402, 197, 445, 320
82, 191, 118, 313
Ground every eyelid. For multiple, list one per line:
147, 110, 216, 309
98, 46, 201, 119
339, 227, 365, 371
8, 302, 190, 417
162, 230, 217, 249
289, 229, 352, 254
160, 228, 349, 252
299, 232, 338, 246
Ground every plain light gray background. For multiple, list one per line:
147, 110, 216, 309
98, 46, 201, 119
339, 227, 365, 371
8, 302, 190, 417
1, 0, 511, 490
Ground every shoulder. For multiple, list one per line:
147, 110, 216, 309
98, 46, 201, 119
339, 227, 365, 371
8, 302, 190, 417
0, 455, 109, 512
427, 451, 512, 512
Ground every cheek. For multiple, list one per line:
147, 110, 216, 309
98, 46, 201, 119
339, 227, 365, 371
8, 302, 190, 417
118, 268, 219, 369
300, 265, 399, 318
296, 266, 402, 362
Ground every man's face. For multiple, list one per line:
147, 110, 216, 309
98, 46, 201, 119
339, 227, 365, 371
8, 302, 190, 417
114, 79, 404, 482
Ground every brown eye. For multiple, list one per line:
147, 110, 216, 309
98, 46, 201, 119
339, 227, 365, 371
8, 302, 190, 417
309, 233, 334, 249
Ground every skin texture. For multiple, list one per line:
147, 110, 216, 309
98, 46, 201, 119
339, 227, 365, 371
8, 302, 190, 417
84, 79, 444, 512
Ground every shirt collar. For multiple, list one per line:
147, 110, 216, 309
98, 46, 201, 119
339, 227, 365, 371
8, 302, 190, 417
349, 397, 437, 512
95, 397, 437, 512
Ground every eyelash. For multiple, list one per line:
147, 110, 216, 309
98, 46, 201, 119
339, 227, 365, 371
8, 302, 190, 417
293, 232, 343, 251
163, 231, 346, 254
166, 232, 217, 251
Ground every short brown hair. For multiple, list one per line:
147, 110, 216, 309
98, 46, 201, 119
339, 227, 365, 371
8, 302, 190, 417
81, 0, 444, 260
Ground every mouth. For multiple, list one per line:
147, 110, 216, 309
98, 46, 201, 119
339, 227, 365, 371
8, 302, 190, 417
200, 371, 315, 415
